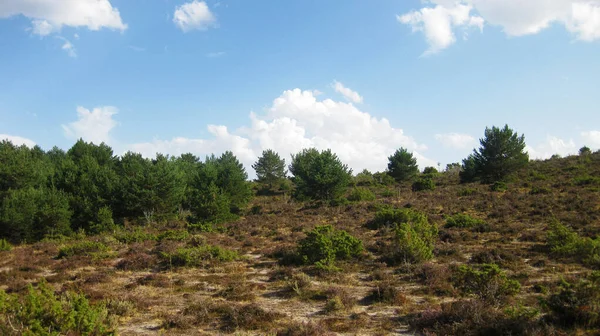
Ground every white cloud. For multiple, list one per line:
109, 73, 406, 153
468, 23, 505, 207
526, 135, 578, 159
399, 0, 600, 54
128, 88, 436, 175
0, 134, 36, 147
173, 1, 216, 32
332, 81, 364, 104
435, 133, 476, 149
57, 37, 77, 57
398, 2, 484, 54
62, 106, 118, 144
0, 0, 127, 36
581, 130, 600, 148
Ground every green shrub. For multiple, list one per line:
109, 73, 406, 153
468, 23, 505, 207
529, 171, 548, 181
0, 238, 12, 251
379, 188, 395, 198
412, 178, 435, 192
445, 214, 486, 229
369, 207, 428, 230
298, 225, 363, 266
452, 264, 521, 304
529, 186, 551, 195
57, 241, 110, 258
161, 245, 238, 267
114, 228, 158, 244
457, 188, 476, 196
574, 175, 600, 186
422, 167, 439, 176
0, 280, 115, 335
490, 181, 508, 192
391, 220, 438, 264
328, 197, 350, 207
544, 273, 600, 328
547, 220, 600, 267
158, 229, 190, 242
347, 187, 376, 202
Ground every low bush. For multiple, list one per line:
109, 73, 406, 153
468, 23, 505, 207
377, 209, 437, 264
0, 238, 12, 251
297, 225, 363, 267
57, 241, 110, 258
161, 245, 238, 267
547, 220, 600, 268
445, 213, 486, 229
544, 272, 600, 328
411, 299, 548, 336
457, 188, 477, 196
0, 280, 115, 335
367, 281, 408, 305
490, 181, 508, 192
412, 178, 435, 192
530, 186, 551, 195
157, 229, 189, 242
347, 187, 376, 202
180, 300, 283, 332
574, 175, 600, 186
452, 264, 521, 304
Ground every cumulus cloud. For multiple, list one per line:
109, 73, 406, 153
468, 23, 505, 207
0, 134, 36, 147
526, 135, 578, 159
174, 1, 216, 32
128, 88, 436, 175
581, 130, 600, 148
0, 0, 127, 36
399, 0, 600, 54
398, 2, 484, 54
62, 106, 118, 145
332, 81, 364, 104
435, 133, 476, 149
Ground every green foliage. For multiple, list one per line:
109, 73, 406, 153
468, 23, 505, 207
370, 207, 428, 230
579, 146, 592, 156
422, 166, 438, 176
547, 220, 600, 267
0, 238, 12, 251
0, 187, 72, 242
460, 125, 529, 183
297, 225, 363, 266
445, 213, 486, 229
189, 152, 252, 223
391, 217, 438, 264
0, 141, 51, 197
289, 148, 352, 201
452, 264, 521, 303
347, 187, 376, 202
411, 178, 435, 192
573, 175, 600, 186
90, 206, 116, 234
161, 245, 238, 267
252, 149, 287, 189
490, 181, 508, 192
114, 228, 158, 244
354, 169, 374, 186
457, 187, 476, 196
544, 274, 600, 328
373, 171, 396, 186
0, 280, 115, 335
57, 241, 110, 258
158, 229, 190, 242
387, 148, 419, 182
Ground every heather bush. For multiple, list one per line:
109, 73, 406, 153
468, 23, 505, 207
298, 225, 363, 267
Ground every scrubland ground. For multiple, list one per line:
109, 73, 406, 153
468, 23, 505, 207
1, 153, 600, 335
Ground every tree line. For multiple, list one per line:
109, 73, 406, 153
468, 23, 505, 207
1, 124, 569, 243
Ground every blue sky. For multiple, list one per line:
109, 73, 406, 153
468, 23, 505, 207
1, 0, 600, 174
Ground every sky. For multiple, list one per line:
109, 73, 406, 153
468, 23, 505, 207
1, 0, 600, 176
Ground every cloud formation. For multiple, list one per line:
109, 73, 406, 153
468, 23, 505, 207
399, 0, 600, 54
435, 133, 476, 149
332, 81, 364, 104
0, 134, 36, 148
398, 2, 484, 54
0, 0, 127, 36
581, 130, 600, 148
128, 88, 435, 175
62, 106, 118, 145
174, 1, 216, 32
526, 135, 578, 159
